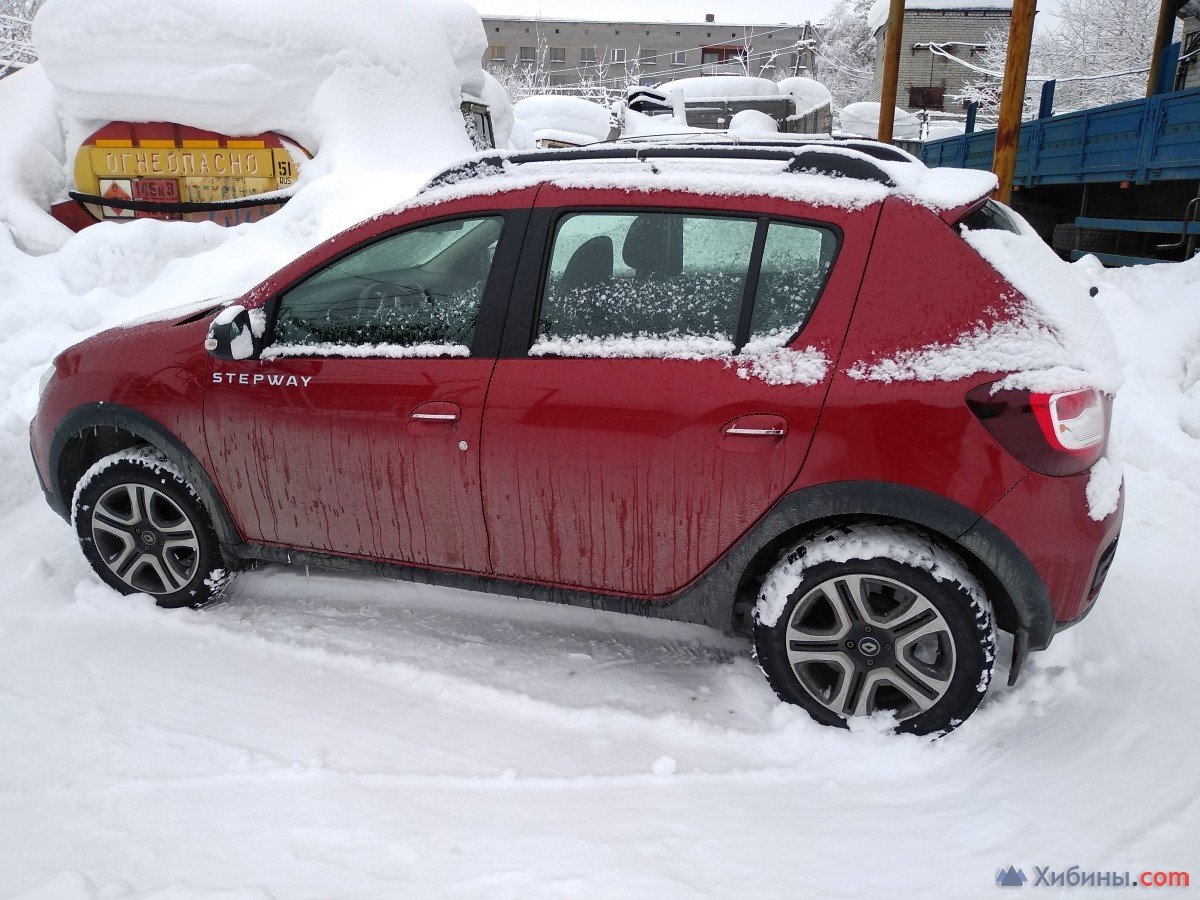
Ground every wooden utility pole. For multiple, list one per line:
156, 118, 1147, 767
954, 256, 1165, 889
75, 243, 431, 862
992, 0, 1037, 205
1145, 0, 1180, 96
877, 0, 905, 144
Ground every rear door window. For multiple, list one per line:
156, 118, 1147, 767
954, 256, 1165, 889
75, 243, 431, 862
535, 211, 757, 352
533, 210, 837, 357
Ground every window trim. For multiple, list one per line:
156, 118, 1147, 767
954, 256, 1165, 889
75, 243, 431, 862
515, 206, 844, 358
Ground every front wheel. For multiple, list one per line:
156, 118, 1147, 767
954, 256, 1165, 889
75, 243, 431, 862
73, 448, 231, 608
754, 524, 995, 736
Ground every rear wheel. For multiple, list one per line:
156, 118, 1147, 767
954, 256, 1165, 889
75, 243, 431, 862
754, 525, 995, 736
73, 449, 230, 608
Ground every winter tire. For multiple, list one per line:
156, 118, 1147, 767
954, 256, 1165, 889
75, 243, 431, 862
73, 449, 230, 608
754, 524, 995, 736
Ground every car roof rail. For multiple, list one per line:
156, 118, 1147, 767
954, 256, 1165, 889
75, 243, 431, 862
421, 142, 899, 193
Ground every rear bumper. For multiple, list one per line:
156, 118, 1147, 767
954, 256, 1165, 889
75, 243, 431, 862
981, 467, 1124, 636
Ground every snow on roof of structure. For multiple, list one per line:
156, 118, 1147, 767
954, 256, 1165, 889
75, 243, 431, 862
32, 0, 489, 165
775, 77, 833, 117
514, 96, 612, 144
868, 0, 1012, 31
654, 76, 782, 101
840, 102, 922, 141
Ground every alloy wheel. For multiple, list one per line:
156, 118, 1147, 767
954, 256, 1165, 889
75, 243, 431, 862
90, 482, 201, 595
783, 573, 957, 721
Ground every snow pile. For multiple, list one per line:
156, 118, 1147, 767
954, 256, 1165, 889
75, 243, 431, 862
619, 107, 703, 138
655, 75, 781, 101
0, 65, 71, 254
34, 0, 488, 168
728, 109, 779, 134
776, 77, 833, 118
838, 102, 921, 140
22, 0, 501, 249
926, 121, 967, 140
513, 95, 612, 146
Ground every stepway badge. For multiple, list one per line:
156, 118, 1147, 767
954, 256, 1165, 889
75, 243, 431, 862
997, 866, 1028, 888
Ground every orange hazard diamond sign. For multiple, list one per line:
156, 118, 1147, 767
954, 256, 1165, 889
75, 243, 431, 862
98, 179, 134, 218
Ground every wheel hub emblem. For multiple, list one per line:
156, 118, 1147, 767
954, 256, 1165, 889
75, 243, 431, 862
141, 532, 156, 545
857, 637, 881, 657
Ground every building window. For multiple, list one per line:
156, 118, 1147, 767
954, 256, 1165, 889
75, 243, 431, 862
549, 47, 566, 63
701, 47, 747, 66
672, 50, 687, 64
488, 45, 506, 61
909, 86, 945, 109
641, 50, 657, 65
581, 47, 596, 62
610, 48, 627, 63
519, 46, 537, 62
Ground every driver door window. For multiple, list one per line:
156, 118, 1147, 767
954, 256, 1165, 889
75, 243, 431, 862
271, 216, 504, 356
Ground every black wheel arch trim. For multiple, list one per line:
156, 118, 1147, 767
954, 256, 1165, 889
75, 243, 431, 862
671, 479, 1055, 652
46, 402, 243, 555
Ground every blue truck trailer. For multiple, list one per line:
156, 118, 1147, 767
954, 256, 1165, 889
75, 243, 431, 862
916, 86, 1200, 265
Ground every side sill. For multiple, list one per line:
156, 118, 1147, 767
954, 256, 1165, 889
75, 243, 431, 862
234, 543, 709, 624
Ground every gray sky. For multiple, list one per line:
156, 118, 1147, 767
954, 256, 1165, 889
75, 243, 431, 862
467, 0, 839, 26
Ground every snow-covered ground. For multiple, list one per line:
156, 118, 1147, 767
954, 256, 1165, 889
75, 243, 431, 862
3, 2, 1200, 895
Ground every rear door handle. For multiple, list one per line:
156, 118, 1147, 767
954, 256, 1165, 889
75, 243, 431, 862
719, 414, 789, 452
725, 426, 785, 436
408, 400, 462, 433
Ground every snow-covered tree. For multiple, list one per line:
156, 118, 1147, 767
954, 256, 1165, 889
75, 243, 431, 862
812, 0, 876, 111
0, 0, 42, 77
959, 0, 1167, 120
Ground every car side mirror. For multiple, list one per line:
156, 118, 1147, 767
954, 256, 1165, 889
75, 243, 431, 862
205, 305, 263, 360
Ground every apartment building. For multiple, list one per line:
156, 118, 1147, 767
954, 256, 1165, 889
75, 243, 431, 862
869, 0, 1012, 112
481, 15, 816, 93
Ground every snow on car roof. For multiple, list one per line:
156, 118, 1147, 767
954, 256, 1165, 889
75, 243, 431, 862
411, 140, 998, 214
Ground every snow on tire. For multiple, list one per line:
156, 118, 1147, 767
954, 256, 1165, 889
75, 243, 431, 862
753, 523, 996, 736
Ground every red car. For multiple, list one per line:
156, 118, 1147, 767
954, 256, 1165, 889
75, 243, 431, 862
31, 141, 1122, 735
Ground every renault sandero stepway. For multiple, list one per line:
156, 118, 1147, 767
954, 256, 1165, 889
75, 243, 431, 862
31, 140, 1123, 735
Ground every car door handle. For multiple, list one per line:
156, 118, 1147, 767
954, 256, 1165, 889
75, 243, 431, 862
724, 426, 785, 436
719, 414, 789, 452
408, 401, 463, 433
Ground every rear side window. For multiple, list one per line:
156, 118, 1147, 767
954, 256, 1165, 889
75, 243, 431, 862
958, 199, 1023, 235
537, 211, 757, 348
750, 222, 837, 344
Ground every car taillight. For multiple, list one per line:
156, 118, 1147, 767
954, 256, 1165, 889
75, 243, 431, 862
1032, 388, 1105, 452
966, 383, 1109, 476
